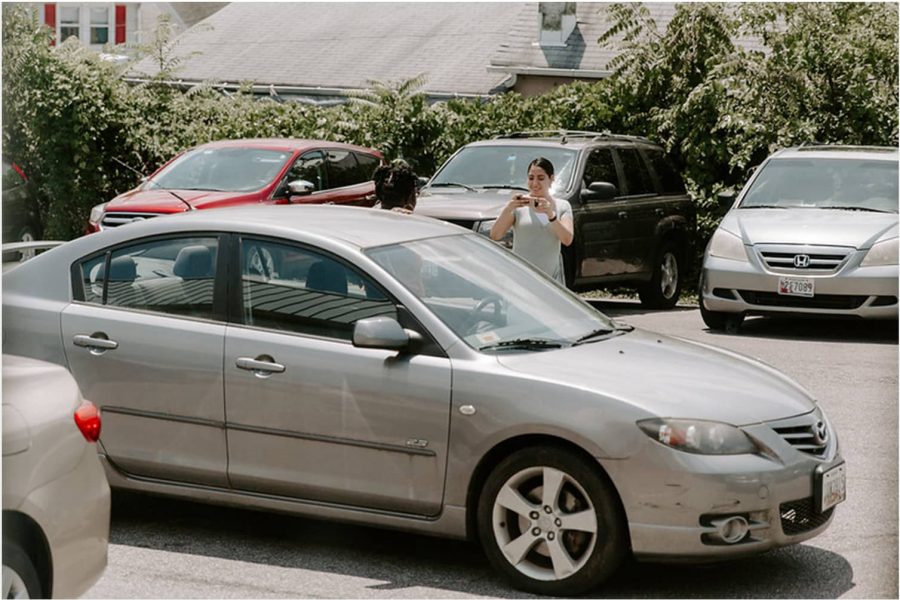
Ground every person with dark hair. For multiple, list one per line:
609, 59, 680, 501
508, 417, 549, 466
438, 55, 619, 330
373, 159, 418, 213
490, 157, 574, 283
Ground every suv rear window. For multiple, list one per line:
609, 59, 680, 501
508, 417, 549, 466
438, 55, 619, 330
617, 148, 655, 196
644, 148, 686, 194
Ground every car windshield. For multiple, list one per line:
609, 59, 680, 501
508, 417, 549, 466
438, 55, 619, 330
365, 234, 617, 351
429, 145, 578, 196
145, 147, 293, 193
740, 157, 899, 213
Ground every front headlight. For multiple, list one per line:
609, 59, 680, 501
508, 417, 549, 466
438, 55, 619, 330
860, 237, 898, 267
89, 202, 108, 224
476, 219, 513, 248
707, 228, 748, 262
637, 418, 758, 455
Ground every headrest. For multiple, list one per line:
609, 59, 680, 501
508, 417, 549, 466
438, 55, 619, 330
98, 256, 136, 282
306, 260, 348, 296
173, 245, 213, 279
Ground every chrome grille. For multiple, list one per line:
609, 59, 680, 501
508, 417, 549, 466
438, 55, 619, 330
754, 244, 853, 274
100, 212, 166, 229
768, 410, 831, 458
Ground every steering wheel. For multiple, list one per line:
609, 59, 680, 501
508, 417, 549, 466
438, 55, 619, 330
464, 295, 506, 336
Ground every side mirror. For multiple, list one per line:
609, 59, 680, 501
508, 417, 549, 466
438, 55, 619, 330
717, 189, 737, 211
352, 316, 421, 351
581, 181, 618, 202
416, 176, 429, 190
287, 179, 315, 196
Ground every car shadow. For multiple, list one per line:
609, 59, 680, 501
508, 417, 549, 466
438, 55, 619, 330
582, 298, 696, 317
109, 491, 855, 598
705, 315, 898, 345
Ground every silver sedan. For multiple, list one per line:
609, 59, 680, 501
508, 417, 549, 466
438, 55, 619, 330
3, 205, 845, 595
701, 145, 898, 330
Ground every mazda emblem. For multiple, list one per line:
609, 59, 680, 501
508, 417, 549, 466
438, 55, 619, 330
813, 421, 828, 445
793, 254, 811, 268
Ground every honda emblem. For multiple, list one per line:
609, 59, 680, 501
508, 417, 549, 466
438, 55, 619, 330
793, 254, 811, 268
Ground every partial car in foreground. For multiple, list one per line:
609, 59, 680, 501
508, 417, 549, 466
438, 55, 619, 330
3, 355, 110, 598
701, 145, 898, 330
87, 138, 383, 232
4, 205, 844, 595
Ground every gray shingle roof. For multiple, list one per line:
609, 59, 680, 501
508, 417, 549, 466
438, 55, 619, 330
132, 2, 527, 96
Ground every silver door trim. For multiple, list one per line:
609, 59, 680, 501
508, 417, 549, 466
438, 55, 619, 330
227, 422, 437, 457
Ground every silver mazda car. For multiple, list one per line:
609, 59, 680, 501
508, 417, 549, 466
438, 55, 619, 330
701, 145, 898, 330
3, 205, 844, 595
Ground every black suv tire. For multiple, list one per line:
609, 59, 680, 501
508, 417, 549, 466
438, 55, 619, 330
638, 241, 682, 309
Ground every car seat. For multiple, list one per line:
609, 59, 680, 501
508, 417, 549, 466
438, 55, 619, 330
173, 245, 214, 279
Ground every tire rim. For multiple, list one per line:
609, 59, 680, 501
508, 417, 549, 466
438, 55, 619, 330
2, 565, 30, 599
660, 252, 678, 299
491, 466, 598, 581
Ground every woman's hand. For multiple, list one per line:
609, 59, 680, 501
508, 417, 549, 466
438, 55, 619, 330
531, 196, 556, 220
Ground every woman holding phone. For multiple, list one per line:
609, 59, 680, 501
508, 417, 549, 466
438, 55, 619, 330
490, 157, 574, 284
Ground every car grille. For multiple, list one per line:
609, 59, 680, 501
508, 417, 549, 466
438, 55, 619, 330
100, 212, 166, 229
737, 290, 868, 310
754, 244, 853, 274
767, 410, 832, 458
780, 497, 834, 535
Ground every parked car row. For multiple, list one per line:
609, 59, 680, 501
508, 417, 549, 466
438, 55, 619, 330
3, 205, 846, 596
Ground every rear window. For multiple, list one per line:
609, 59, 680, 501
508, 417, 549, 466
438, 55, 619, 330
643, 148, 686, 194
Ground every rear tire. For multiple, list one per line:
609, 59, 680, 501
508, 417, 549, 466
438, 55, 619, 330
477, 446, 626, 596
638, 241, 682, 309
2, 541, 42, 599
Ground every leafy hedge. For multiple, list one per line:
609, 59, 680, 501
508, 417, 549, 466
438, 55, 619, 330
3, 3, 897, 268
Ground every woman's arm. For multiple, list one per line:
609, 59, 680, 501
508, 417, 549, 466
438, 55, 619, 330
491, 195, 527, 240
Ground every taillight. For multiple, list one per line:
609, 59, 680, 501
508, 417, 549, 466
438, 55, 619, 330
74, 400, 101, 442
11, 162, 27, 182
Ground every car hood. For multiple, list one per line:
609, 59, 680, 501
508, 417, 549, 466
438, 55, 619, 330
496, 328, 814, 426
415, 190, 512, 221
106, 188, 261, 213
726, 208, 898, 248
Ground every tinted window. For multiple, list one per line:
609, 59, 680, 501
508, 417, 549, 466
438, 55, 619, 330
325, 150, 360, 189
287, 151, 326, 191
79, 237, 219, 319
354, 152, 381, 182
617, 148, 655, 196
643, 148, 686, 194
146, 147, 292, 193
583, 148, 620, 193
241, 238, 396, 340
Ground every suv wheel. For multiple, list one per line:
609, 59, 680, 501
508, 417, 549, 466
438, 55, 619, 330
477, 446, 626, 596
638, 241, 681, 309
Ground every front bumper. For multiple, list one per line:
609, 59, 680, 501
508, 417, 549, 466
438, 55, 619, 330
702, 249, 898, 319
599, 409, 843, 560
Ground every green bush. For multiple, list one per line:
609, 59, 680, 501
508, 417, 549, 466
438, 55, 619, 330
3, 2, 897, 269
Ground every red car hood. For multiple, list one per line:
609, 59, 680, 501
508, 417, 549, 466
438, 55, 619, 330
106, 188, 265, 213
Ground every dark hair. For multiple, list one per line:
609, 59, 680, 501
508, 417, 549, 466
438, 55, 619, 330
373, 159, 418, 210
528, 157, 555, 177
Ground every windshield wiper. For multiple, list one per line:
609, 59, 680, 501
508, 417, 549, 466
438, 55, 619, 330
481, 185, 529, 191
740, 205, 786, 209
429, 182, 479, 192
821, 206, 894, 213
479, 338, 565, 351
573, 326, 630, 345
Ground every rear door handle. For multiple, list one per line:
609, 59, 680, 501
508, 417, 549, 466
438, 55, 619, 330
73, 334, 118, 355
236, 356, 285, 378
617, 211, 628, 219
655, 207, 665, 216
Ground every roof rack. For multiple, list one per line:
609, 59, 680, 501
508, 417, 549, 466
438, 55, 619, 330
494, 130, 652, 145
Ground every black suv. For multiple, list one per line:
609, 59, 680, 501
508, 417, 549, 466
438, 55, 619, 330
415, 131, 696, 308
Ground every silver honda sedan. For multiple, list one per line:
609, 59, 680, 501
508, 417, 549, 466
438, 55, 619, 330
701, 145, 898, 331
3, 205, 845, 595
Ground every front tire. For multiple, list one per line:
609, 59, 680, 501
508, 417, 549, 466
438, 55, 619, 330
639, 241, 682, 309
700, 299, 744, 333
477, 446, 626, 596
2, 541, 42, 599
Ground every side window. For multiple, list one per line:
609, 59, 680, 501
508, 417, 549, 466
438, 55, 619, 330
583, 148, 620, 193
241, 238, 397, 340
617, 148, 655, 196
78, 237, 219, 319
325, 150, 360, 189
644, 148, 686, 194
354, 152, 381, 182
287, 151, 326, 191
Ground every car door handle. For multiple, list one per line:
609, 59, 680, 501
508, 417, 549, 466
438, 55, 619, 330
655, 207, 665, 216
236, 356, 285, 378
617, 211, 628, 219
73, 334, 118, 355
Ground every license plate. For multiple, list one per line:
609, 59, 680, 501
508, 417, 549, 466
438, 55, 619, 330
778, 276, 814, 297
816, 462, 846, 513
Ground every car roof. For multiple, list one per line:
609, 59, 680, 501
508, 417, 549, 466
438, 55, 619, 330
465, 132, 659, 151
119, 204, 469, 249
192, 138, 381, 155
773, 145, 899, 161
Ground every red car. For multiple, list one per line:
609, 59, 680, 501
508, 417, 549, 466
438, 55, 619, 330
88, 139, 383, 232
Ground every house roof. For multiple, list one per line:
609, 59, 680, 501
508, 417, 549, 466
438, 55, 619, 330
490, 2, 767, 77
130, 2, 526, 97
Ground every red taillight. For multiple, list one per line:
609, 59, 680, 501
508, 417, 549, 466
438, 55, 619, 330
74, 400, 101, 442
11, 162, 27, 182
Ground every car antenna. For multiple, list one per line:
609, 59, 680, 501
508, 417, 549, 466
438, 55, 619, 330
111, 156, 194, 212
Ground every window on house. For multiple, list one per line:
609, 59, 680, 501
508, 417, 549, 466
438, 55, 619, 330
59, 6, 80, 42
90, 8, 110, 45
